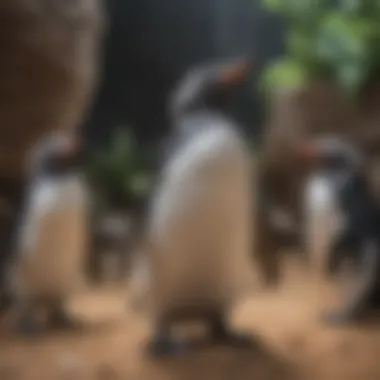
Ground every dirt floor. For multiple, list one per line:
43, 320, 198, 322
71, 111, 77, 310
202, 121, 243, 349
0, 258, 380, 380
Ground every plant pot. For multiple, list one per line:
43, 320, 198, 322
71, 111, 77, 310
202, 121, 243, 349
0, 0, 104, 183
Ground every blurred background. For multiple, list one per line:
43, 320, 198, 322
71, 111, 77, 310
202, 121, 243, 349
1, 0, 380, 379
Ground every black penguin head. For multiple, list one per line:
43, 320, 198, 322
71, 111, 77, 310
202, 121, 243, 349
30, 133, 84, 179
296, 136, 363, 175
168, 58, 251, 120
295, 136, 367, 201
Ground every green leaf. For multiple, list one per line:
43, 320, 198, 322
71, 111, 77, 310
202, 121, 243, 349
259, 58, 308, 96
262, 0, 327, 17
84, 126, 154, 209
267, 0, 328, 21
261, 0, 283, 12
340, 0, 380, 16
127, 174, 152, 198
286, 28, 317, 62
111, 129, 135, 165
338, 0, 363, 13
336, 61, 368, 95
316, 13, 374, 64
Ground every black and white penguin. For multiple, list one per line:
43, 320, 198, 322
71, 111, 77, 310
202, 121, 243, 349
8, 132, 89, 334
298, 136, 380, 325
140, 58, 256, 356
302, 137, 350, 272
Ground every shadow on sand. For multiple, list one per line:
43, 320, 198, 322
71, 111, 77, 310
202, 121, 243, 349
142, 337, 300, 380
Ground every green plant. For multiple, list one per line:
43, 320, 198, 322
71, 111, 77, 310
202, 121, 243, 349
260, 0, 380, 98
86, 128, 153, 212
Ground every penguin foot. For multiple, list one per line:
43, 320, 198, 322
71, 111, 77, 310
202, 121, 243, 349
49, 310, 83, 331
147, 336, 191, 358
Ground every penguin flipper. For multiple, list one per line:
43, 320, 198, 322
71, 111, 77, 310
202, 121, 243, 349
327, 228, 357, 275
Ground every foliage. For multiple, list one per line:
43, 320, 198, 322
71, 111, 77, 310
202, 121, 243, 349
260, 0, 380, 98
86, 128, 153, 213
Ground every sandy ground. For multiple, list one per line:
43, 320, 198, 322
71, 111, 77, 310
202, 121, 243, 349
0, 258, 380, 380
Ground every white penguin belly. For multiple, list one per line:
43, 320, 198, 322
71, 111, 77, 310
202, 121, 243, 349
303, 174, 343, 270
15, 178, 87, 298
152, 187, 242, 313
148, 128, 253, 316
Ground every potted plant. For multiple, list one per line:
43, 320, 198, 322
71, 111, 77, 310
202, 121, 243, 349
85, 128, 154, 283
260, 0, 380, 101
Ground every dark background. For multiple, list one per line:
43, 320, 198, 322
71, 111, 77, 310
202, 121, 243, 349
82, 0, 285, 148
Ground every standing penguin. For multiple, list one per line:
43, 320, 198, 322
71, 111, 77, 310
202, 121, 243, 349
142, 58, 255, 357
297, 137, 380, 325
302, 139, 345, 272
8, 132, 89, 334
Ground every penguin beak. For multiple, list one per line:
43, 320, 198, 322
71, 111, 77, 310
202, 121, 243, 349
218, 59, 251, 87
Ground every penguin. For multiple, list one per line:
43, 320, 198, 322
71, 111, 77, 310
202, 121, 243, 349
8, 132, 89, 335
297, 136, 380, 325
142, 58, 256, 356
302, 138, 346, 273
90, 212, 132, 283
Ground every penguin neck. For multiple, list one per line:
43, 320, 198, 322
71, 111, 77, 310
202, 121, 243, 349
33, 170, 82, 187
172, 107, 231, 140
